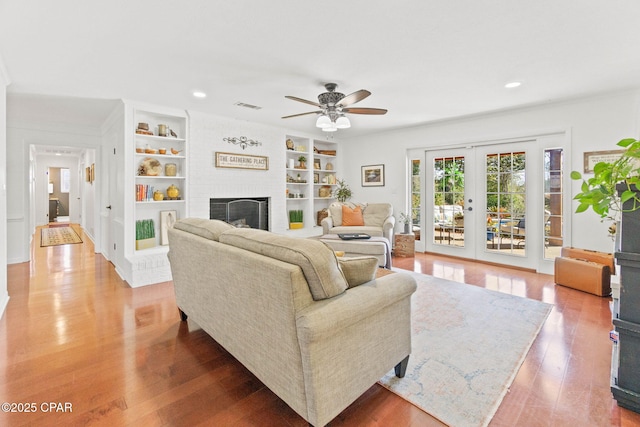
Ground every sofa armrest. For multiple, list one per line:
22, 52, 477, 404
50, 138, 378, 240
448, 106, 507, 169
296, 272, 416, 341
321, 216, 334, 235
382, 216, 395, 242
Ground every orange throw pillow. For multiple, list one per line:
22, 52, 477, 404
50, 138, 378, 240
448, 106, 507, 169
342, 205, 364, 226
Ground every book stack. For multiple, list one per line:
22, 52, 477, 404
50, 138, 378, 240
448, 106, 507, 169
136, 184, 154, 202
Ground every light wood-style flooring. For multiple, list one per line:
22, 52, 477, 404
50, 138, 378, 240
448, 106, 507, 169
1, 225, 639, 426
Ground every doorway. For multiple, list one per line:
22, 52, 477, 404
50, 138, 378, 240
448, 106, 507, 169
47, 167, 71, 223
416, 134, 568, 274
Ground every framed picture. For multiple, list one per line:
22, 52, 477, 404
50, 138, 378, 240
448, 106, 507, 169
314, 173, 320, 184
314, 159, 321, 170
160, 210, 177, 245
583, 149, 625, 173
361, 164, 385, 187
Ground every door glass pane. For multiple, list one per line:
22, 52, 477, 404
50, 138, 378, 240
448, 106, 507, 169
486, 151, 526, 255
433, 156, 465, 247
411, 159, 421, 240
544, 149, 563, 259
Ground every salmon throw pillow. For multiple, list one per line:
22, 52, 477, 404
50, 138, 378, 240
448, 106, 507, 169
342, 205, 364, 226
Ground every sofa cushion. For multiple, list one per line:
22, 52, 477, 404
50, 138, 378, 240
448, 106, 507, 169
219, 228, 348, 300
329, 202, 366, 226
173, 218, 234, 241
342, 205, 364, 226
338, 257, 378, 288
328, 203, 344, 226
363, 203, 393, 227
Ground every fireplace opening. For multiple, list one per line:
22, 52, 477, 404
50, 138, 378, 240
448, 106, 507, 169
210, 197, 269, 231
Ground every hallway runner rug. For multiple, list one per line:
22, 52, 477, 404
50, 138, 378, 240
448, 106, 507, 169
41, 226, 83, 247
379, 270, 552, 427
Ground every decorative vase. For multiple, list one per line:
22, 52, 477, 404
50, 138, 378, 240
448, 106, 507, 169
166, 184, 180, 199
136, 238, 156, 250
153, 190, 164, 201
289, 222, 304, 229
165, 163, 177, 176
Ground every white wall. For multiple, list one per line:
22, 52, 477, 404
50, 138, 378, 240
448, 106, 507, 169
0, 56, 9, 317
341, 90, 640, 253
187, 110, 319, 233
6, 124, 101, 263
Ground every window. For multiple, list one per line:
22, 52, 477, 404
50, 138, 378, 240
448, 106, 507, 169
60, 168, 70, 193
486, 151, 526, 255
544, 149, 563, 259
411, 159, 421, 240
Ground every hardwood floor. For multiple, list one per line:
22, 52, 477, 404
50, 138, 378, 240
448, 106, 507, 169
1, 225, 639, 426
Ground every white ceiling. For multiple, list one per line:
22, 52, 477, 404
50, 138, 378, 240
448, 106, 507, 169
2, 1, 640, 139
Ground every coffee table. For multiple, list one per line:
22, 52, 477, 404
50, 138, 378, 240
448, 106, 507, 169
318, 234, 391, 269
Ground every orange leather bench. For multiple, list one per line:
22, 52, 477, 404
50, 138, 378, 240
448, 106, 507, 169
554, 247, 615, 296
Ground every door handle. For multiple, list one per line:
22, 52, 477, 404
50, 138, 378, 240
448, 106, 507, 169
106, 205, 112, 210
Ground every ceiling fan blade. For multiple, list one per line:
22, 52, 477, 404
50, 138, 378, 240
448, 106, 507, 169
342, 107, 388, 115
336, 90, 371, 107
285, 95, 322, 108
281, 110, 321, 119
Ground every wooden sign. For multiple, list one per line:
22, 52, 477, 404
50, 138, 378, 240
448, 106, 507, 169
215, 152, 269, 170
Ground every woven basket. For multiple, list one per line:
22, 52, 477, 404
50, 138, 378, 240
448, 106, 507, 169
317, 209, 329, 226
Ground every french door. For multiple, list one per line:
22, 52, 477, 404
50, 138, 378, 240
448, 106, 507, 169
424, 142, 537, 270
425, 148, 476, 260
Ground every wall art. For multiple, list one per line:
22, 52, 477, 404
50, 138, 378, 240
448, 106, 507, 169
215, 152, 269, 170
361, 164, 385, 187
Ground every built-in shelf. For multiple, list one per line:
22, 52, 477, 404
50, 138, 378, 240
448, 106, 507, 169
285, 136, 338, 231
131, 107, 188, 254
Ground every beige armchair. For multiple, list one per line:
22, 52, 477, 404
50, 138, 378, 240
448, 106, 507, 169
321, 202, 395, 242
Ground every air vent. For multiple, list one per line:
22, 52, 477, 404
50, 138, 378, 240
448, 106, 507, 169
234, 102, 262, 110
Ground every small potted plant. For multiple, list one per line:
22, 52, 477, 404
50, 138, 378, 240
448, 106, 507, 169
298, 156, 307, 169
333, 179, 352, 202
289, 209, 304, 229
399, 212, 411, 234
135, 218, 156, 250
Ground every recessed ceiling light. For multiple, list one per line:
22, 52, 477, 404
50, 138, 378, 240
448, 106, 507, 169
193, 91, 207, 98
505, 81, 522, 89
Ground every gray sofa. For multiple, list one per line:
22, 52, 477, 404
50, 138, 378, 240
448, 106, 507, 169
321, 202, 395, 242
167, 218, 416, 427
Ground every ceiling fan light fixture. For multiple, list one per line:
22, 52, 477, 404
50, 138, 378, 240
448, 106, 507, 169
322, 123, 338, 132
335, 116, 351, 129
316, 114, 331, 128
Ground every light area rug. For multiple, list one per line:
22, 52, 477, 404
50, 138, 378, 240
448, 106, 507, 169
379, 270, 552, 427
41, 226, 83, 247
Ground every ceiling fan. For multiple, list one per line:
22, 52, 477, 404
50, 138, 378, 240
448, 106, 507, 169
282, 83, 387, 132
